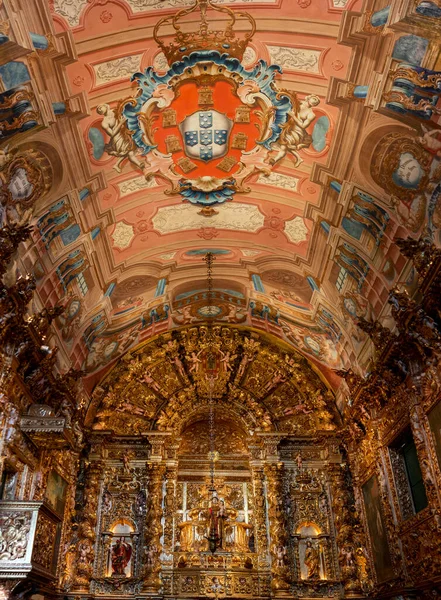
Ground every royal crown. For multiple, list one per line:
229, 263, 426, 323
153, 0, 256, 66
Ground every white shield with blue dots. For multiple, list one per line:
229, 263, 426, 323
179, 110, 232, 163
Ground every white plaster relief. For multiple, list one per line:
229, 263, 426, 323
267, 46, 321, 74
94, 54, 143, 86
126, 0, 277, 13
242, 249, 261, 256
153, 52, 169, 73
332, 0, 349, 7
53, 0, 88, 27
243, 47, 257, 67
159, 252, 177, 260
284, 216, 308, 244
118, 176, 158, 198
152, 203, 265, 235
257, 172, 299, 192
111, 222, 135, 250
54, 0, 276, 28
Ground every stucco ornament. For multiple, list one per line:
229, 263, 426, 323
284, 216, 309, 244
111, 222, 135, 250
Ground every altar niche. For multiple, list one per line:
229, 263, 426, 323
106, 520, 136, 578
178, 492, 253, 554
296, 523, 326, 580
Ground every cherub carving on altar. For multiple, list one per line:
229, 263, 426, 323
97, 104, 146, 173
220, 350, 236, 372
263, 369, 287, 393
266, 93, 320, 167
187, 350, 202, 373
274, 544, 288, 567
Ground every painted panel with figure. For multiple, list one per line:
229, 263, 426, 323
45, 470, 68, 516
362, 474, 394, 582
428, 400, 441, 472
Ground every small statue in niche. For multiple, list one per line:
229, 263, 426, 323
111, 538, 132, 576
102, 490, 112, 514
295, 451, 303, 472
304, 539, 320, 579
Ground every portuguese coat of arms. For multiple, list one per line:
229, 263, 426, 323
97, 0, 319, 209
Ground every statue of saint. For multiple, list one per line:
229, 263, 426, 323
111, 538, 132, 576
304, 540, 320, 579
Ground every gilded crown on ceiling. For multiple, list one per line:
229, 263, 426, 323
153, 0, 256, 66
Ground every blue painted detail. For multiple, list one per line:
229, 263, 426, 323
0, 34, 9, 45
337, 243, 370, 291
200, 146, 213, 161
214, 130, 227, 145
251, 274, 265, 293
52, 102, 66, 115
88, 127, 105, 160
104, 283, 116, 297
0, 86, 38, 139
312, 116, 330, 152
416, 1, 441, 18
37, 198, 82, 250
60, 224, 81, 246
185, 131, 198, 146
179, 179, 236, 205
141, 304, 170, 327
91, 226, 101, 240
56, 249, 87, 292
330, 181, 342, 193
370, 6, 390, 26
386, 63, 441, 120
342, 217, 363, 240
392, 35, 429, 67
200, 131, 212, 146
185, 249, 231, 256
320, 221, 331, 234
79, 188, 90, 201
83, 311, 106, 349
307, 276, 320, 291
354, 86, 369, 98
30, 33, 49, 50
0, 62, 30, 91
199, 111, 212, 128
155, 278, 167, 297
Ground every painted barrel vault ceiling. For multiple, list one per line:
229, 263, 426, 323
12, 0, 437, 409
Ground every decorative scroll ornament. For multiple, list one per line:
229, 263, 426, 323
95, 0, 319, 207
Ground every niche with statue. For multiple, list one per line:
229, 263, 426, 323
105, 520, 137, 578
294, 523, 328, 581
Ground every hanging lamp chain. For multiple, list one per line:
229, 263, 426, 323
203, 252, 216, 492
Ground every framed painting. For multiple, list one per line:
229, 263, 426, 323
45, 470, 68, 516
361, 474, 394, 582
428, 400, 441, 471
